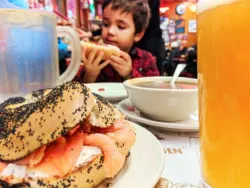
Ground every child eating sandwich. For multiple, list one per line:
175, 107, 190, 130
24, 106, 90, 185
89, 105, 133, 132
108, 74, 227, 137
76, 0, 160, 83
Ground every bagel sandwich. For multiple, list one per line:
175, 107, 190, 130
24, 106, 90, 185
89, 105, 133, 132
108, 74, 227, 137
0, 81, 136, 188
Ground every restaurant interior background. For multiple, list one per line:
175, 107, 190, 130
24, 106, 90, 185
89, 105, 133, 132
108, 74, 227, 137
27, 0, 197, 77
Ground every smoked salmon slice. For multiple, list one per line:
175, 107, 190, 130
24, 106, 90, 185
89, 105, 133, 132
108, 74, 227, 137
0, 162, 7, 173
15, 146, 47, 167
68, 125, 80, 135
32, 137, 68, 177
61, 132, 86, 174
106, 120, 136, 156
91, 125, 116, 134
33, 132, 85, 177
84, 133, 125, 178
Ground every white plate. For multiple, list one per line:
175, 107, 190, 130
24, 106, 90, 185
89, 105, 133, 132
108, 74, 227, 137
85, 83, 128, 101
117, 99, 199, 132
98, 122, 164, 188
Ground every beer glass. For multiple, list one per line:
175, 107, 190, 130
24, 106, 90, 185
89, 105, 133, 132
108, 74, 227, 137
198, 0, 250, 187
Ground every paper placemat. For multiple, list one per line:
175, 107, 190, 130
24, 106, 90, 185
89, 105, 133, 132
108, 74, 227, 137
145, 126, 201, 188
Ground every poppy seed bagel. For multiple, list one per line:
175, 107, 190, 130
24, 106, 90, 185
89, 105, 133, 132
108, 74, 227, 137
88, 93, 124, 128
0, 82, 96, 162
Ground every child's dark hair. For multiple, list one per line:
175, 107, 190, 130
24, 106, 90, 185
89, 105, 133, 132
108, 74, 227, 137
102, 0, 151, 34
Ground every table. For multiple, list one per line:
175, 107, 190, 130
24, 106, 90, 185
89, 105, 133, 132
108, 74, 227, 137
141, 124, 201, 188
112, 101, 201, 187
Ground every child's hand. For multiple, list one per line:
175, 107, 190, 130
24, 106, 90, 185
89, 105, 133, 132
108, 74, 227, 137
82, 45, 109, 83
109, 51, 132, 78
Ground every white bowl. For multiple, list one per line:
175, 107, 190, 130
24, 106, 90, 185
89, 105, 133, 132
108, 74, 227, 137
123, 76, 198, 122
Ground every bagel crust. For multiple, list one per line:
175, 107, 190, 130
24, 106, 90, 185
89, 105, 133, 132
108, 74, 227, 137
0, 154, 106, 188
89, 94, 124, 128
0, 82, 96, 162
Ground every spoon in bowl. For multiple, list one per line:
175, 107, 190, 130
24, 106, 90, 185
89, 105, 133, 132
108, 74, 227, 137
170, 64, 187, 87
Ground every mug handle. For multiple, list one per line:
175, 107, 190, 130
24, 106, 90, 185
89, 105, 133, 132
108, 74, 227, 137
56, 26, 81, 84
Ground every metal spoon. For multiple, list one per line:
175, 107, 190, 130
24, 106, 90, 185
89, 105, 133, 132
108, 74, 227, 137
170, 64, 187, 86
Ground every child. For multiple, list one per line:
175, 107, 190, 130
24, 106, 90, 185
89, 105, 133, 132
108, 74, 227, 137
77, 0, 160, 83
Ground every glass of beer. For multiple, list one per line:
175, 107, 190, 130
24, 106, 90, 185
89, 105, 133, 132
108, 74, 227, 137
198, 0, 250, 187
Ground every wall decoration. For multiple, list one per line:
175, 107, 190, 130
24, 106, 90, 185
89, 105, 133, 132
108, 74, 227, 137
168, 19, 176, 34
176, 4, 186, 15
175, 19, 185, 33
188, 20, 197, 33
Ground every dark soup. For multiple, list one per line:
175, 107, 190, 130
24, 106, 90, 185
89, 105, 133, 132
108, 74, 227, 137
133, 81, 197, 89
